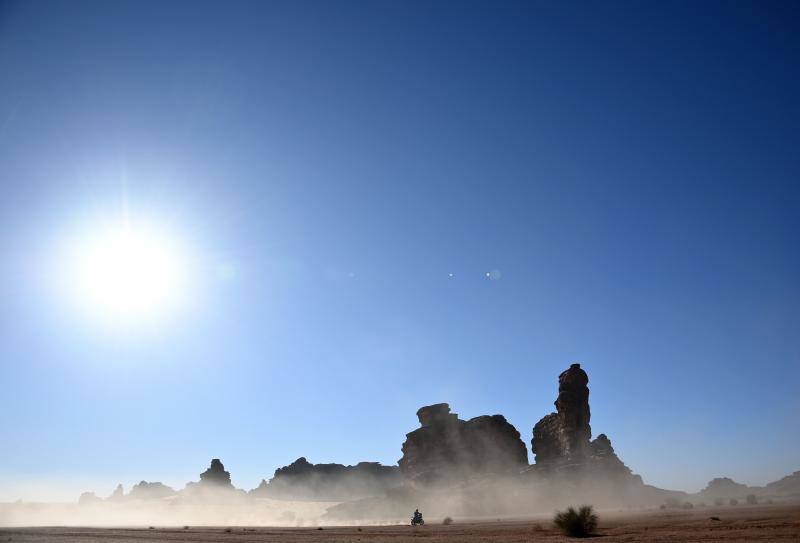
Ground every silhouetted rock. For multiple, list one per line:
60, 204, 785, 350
696, 477, 753, 501
399, 403, 528, 485
77, 491, 102, 505
532, 363, 591, 464
417, 403, 459, 427
251, 457, 401, 500
128, 481, 177, 500
691, 472, 800, 503
761, 471, 800, 499
180, 458, 247, 502
530, 363, 639, 483
199, 458, 233, 488
107, 483, 124, 501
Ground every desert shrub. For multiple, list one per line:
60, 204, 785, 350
442, 516, 453, 525
746, 494, 757, 505
728, 498, 738, 506
682, 502, 694, 509
553, 505, 598, 538
714, 498, 725, 506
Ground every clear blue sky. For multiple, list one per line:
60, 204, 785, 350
0, 1, 798, 501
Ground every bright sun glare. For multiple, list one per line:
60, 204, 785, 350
68, 223, 186, 322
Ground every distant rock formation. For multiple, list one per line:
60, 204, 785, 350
530, 363, 640, 483
181, 458, 247, 502
198, 458, 234, 488
107, 483, 124, 501
762, 471, 800, 499
399, 403, 528, 485
77, 491, 102, 505
700, 477, 751, 499
251, 457, 401, 500
128, 481, 177, 500
686, 472, 800, 504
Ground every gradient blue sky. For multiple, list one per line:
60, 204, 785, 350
1, 0, 798, 501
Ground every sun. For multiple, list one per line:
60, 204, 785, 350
68, 222, 186, 322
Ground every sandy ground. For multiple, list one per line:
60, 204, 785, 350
1, 505, 798, 542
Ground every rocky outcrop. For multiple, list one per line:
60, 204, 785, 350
181, 458, 246, 502
762, 471, 800, 498
251, 457, 401, 500
107, 483, 124, 501
530, 363, 639, 483
128, 481, 177, 500
77, 491, 102, 505
701, 477, 751, 498
198, 458, 234, 488
532, 363, 591, 464
399, 403, 528, 485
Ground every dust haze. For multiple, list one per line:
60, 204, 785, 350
2, 364, 798, 528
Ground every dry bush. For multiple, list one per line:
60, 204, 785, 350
442, 516, 453, 525
553, 505, 598, 538
746, 494, 757, 505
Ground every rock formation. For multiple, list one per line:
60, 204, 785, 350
77, 491, 102, 505
107, 483, 124, 501
530, 363, 639, 482
198, 458, 234, 488
762, 471, 800, 499
128, 481, 177, 500
701, 477, 751, 498
532, 363, 591, 464
181, 458, 246, 502
399, 403, 528, 485
251, 457, 401, 500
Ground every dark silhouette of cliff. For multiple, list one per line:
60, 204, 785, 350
530, 363, 640, 484
250, 457, 401, 501
399, 403, 528, 485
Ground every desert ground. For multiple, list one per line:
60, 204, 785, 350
1, 504, 798, 543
